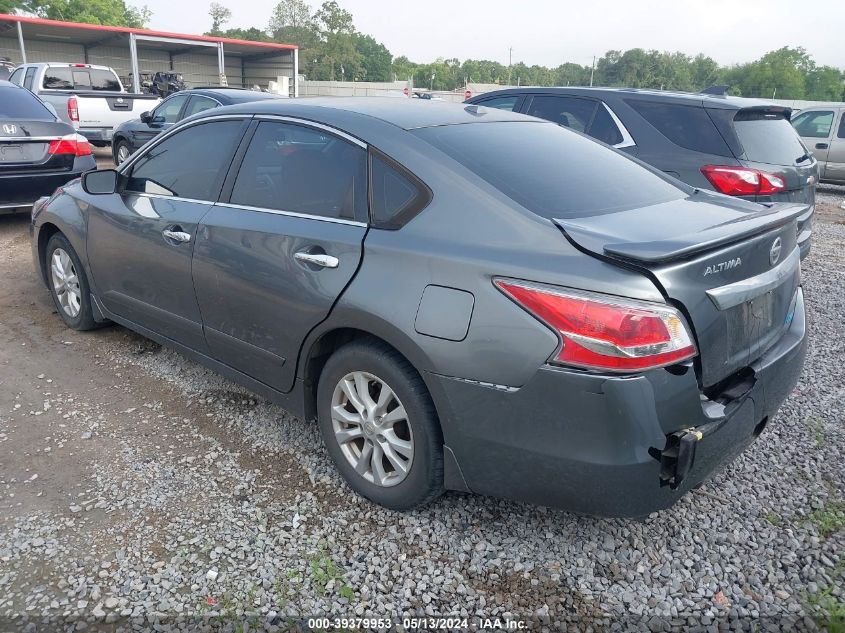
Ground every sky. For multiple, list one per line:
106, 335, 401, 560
142, 0, 843, 69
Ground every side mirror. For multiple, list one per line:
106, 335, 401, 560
140, 111, 151, 123
82, 169, 119, 195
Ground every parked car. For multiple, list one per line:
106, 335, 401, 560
31, 99, 807, 517
8, 63, 160, 146
112, 88, 286, 165
0, 58, 14, 81
791, 106, 845, 185
0, 80, 96, 213
467, 87, 817, 258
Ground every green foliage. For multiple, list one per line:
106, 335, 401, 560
208, 2, 231, 36
807, 584, 845, 633
22, 0, 151, 27
806, 500, 845, 537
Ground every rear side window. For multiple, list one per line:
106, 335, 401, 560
230, 121, 367, 221
370, 152, 431, 228
733, 111, 808, 165
791, 110, 834, 138
588, 104, 624, 145
627, 100, 732, 156
415, 121, 684, 219
526, 95, 596, 133
476, 96, 520, 111
183, 96, 219, 117
127, 120, 244, 200
0, 85, 55, 120
43, 67, 73, 89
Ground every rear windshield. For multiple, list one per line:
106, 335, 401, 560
0, 86, 55, 120
43, 66, 121, 91
414, 121, 684, 219
733, 112, 809, 165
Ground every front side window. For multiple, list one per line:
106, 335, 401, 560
230, 121, 367, 221
126, 120, 245, 200
792, 110, 834, 138
153, 95, 189, 124
526, 96, 597, 133
477, 96, 520, 111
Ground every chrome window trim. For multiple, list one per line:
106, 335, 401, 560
214, 201, 367, 227
603, 102, 636, 149
706, 247, 799, 310
117, 113, 250, 174
253, 114, 368, 149
121, 192, 217, 206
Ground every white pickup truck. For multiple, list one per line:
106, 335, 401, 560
9, 63, 161, 146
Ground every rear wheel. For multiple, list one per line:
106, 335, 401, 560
45, 233, 99, 331
317, 340, 444, 510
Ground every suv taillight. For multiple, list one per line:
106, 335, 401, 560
495, 280, 697, 371
67, 96, 79, 123
48, 134, 92, 157
700, 165, 786, 196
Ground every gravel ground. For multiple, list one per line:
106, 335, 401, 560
816, 184, 845, 209
0, 211, 843, 632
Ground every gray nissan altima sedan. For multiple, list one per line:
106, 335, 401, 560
30, 98, 808, 517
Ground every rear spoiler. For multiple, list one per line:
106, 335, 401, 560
555, 202, 810, 264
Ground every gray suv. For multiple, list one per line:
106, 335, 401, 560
467, 87, 817, 257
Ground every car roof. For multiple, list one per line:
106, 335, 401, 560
215, 96, 536, 130
472, 86, 782, 111
183, 88, 284, 104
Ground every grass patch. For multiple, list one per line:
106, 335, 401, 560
807, 499, 845, 537
807, 586, 845, 633
765, 512, 783, 527
308, 547, 355, 599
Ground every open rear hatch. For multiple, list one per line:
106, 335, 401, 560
555, 194, 806, 387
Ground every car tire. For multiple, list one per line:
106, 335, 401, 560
114, 140, 132, 166
45, 233, 100, 331
317, 340, 444, 510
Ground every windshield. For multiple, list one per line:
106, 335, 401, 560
0, 86, 55, 120
734, 112, 808, 165
413, 121, 684, 219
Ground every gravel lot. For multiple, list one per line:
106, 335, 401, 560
0, 205, 843, 630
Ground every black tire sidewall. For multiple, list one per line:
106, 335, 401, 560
317, 342, 444, 510
45, 233, 97, 331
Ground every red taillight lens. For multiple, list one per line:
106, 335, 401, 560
67, 96, 79, 122
48, 134, 92, 157
495, 280, 697, 371
700, 165, 786, 196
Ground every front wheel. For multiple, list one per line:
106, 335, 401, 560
317, 340, 444, 510
45, 233, 100, 331
114, 140, 132, 166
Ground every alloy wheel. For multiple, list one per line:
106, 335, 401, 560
117, 144, 130, 164
330, 371, 414, 487
50, 248, 81, 318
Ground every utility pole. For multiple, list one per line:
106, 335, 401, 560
507, 46, 513, 86
589, 55, 596, 87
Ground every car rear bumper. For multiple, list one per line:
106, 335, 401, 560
78, 127, 114, 143
430, 288, 807, 517
1, 162, 93, 210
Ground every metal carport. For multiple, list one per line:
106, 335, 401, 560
0, 14, 299, 95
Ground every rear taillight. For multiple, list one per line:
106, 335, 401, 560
700, 165, 786, 196
48, 134, 92, 157
495, 280, 697, 371
67, 96, 79, 123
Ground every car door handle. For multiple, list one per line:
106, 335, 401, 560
294, 251, 339, 268
162, 228, 191, 243
816, 143, 829, 150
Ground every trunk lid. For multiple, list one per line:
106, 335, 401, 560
556, 193, 805, 387
0, 120, 75, 173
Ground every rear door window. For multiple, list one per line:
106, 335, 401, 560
43, 67, 73, 89
415, 121, 683, 220
127, 120, 245, 200
183, 96, 219, 118
526, 95, 596, 133
627, 100, 732, 156
229, 120, 367, 222
792, 110, 834, 138
733, 111, 808, 165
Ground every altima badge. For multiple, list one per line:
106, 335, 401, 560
770, 237, 782, 266
2, 124, 17, 135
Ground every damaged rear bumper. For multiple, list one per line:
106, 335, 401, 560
429, 288, 807, 518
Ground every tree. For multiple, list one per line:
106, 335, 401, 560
24, 0, 152, 27
731, 47, 812, 99
805, 66, 844, 101
208, 2, 231, 36
268, 0, 318, 48
353, 33, 391, 82
314, 0, 353, 35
